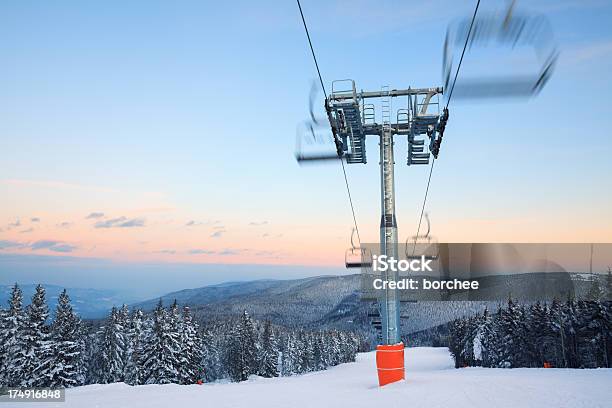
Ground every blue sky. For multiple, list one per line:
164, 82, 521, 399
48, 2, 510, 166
0, 0, 611, 297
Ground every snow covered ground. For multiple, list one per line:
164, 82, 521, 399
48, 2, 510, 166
7, 347, 612, 408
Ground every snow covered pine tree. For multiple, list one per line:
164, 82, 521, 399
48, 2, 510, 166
142, 300, 181, 384
97, 306, 127, 383
11, 285, 51, 387
124, 309, 146, 385
228, 310, 258, 382
258, 320, 279, 377
0, 284, 24, 387
45, 289, 84, 387
178, 306, 203, 384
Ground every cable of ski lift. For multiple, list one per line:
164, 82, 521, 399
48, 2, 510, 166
410, 0, 481, 254
296, 0, 363, 250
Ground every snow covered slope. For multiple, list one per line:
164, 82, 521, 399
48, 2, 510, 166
14, 347, 612, 408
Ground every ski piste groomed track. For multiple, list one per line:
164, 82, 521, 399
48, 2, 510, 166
17, 347, 611, 408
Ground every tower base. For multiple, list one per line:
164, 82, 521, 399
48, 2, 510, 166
376, 342, 405, 386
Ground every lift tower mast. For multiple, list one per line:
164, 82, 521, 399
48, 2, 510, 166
304, 80, 445, 345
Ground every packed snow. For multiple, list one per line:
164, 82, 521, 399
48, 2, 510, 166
6, 347, 611, 408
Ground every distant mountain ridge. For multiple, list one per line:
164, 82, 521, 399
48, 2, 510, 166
131, 278, 294, 310
131, 275, 362, 327
0, 284, 139, 319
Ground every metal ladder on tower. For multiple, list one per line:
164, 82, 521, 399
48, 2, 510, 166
381, 85, 391, 132
344, 107, 365, 163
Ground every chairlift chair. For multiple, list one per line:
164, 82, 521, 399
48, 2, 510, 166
295, 80, 344, 163
345, 228, 373, 269
442, 1, 558, 100
405, 213, 439, 261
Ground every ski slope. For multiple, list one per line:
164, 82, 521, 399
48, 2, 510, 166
12, 347, 612, 408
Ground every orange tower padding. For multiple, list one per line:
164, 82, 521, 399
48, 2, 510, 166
376, 342, 405, 386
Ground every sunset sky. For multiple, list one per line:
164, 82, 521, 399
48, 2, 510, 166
1, 0, 611, 295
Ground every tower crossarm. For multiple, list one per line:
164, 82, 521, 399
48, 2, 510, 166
323, 81, 444, 166
329, 87, 443, 101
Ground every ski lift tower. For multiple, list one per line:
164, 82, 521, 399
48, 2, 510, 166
325, 81, 444, 350
300, 80, 446, 350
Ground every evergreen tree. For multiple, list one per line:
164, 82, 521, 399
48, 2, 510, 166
300, 331, 314, 372
281, 333, 296, 376
527, 302, 555, 367
550, 298, 568, 367
587, 276, 604, 301
125, 309, 146, 385
338, 332, 349, 364
603, 300, 612, 367
564, 297, 580, 368
606, 267, 612, 300
327, 331, 340, 367
13, 285, 50, 386
576, 300, 610, 368
44, 290, 83, 387
258, 321, 279, 377
448, 318, 467, 368
0, 284, 24, 386
349, 332, 360, 361
479, 308, 501, 367
459, 316, 478, 367
312, 332, 325, 371
228, 311, 258, 382
80, 330, 98, 385
142, 300, 180, 384
178, 306, 202, 384
320, 332, 333, 369
290, 333, 305, 374
497, 297, 526, 367
0, 306, 6, 385
201, 326, 223, 381
98, 306, 127, 383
